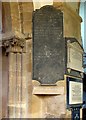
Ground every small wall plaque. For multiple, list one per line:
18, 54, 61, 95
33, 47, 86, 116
67, 77, 83, 108
67, 39, 84, 73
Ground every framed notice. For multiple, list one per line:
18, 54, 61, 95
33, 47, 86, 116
67, 77, 83, 108
67, 41, 84, 72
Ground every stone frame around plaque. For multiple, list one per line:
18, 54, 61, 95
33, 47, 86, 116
66, 37, 84, 73
66, 77, 83, 108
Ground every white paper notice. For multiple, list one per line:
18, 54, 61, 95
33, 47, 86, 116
69, 81, 83, 105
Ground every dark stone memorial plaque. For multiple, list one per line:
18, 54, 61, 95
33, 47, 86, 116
32, 5, 66, 84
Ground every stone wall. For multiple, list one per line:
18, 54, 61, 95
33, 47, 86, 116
1, 1, 83, 119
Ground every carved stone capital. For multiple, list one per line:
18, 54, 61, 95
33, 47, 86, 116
3, 37, 24, 48
1, 32, 27, 54
3, 38, 26, 54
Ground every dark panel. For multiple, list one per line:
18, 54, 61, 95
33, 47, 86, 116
32, 5, 66, 84
66, 69, 82, 78
83, 53, 86, 68
72, 107, 80, 120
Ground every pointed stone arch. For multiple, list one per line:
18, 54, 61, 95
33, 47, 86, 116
2, 2, 12, 33
2, 1, 34, 34
1, 1, 34, 118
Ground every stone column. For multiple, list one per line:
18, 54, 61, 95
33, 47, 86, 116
21, 35, 32, 118
16, 52, 22, 118
2, 36, 26, 118
8, 52, 16, 118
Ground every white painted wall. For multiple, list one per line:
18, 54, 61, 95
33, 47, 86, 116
79, 2, 86, 73
33, 0, 53, 10
0, 2, 2, 33
80, 2, 86, 52
79, 2, 84, 49
84, 2, 86, 53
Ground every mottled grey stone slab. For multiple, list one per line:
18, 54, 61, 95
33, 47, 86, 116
32, 5, 66, 84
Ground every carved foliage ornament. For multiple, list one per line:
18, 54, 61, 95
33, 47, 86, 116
2, 36, 26, 54
2, 37, 25, 48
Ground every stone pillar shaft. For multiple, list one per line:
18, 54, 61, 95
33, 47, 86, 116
21, 53, 28, 117
15, 53, 22, 118
2, 36, 26, 118
8, 52, 16, 118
